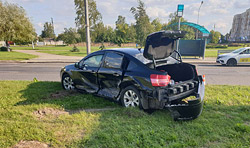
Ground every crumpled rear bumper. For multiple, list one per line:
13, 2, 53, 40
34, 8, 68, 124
166, 76, 205, 120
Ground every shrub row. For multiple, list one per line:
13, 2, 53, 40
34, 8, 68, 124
206, 44, 228, 48
0, 46, 11, 52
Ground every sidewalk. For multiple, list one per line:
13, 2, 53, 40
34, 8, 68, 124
16, 50, 82, 63
14, 50, 216, 64
182, 57, 216, 64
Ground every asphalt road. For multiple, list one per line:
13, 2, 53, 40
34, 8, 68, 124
1, 63, 250, 85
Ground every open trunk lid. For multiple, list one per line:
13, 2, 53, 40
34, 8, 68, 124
143, 30, 186, 60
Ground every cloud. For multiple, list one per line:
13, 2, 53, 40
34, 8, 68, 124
5, 0, 250, 35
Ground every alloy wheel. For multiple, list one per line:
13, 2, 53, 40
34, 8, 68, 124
63, 76, 75, 90
123, 90, 139, 107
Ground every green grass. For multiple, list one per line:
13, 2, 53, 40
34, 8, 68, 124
12, 46, 96, 51
37, 47, 101, 57
12, 45, 246, 58
0, 81, 249, 147
205, 46, 244, 57
0, 51, 38, 61
12, 46, 122, 57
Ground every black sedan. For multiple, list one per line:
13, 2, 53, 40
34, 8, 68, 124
60, 31, 205, 120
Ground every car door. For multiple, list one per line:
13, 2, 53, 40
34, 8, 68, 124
238, 49, 250, 64
97, 52, 124, 99
76, 54, 103, 93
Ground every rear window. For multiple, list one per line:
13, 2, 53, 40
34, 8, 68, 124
131, 52, 151, 64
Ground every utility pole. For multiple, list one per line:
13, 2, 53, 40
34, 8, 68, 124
196, 1, 203, 40
51, 17, 56, 46
84, 0, 91, 55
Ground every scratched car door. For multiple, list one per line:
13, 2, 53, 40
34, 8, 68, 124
97, 52, 124, 98
78, 54, 103, 93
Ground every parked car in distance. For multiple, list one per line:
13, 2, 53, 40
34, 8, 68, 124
216, 47, 250, 66
60, 31, 205, 121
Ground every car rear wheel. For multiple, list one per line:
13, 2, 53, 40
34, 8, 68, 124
227, 58, 237, 66
120, 86, 141, 108
62, 74, 75, 90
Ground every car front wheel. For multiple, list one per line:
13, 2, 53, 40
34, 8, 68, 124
227, 58, 237, 66
62, 74, 75, 90
120, 86, 141, 108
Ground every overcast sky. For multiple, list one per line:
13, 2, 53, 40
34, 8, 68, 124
6, 0, 250, 35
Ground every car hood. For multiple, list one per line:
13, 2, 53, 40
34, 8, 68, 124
218, 52, 237, 58
64, 64, 75, 70
143, 30, 186, 60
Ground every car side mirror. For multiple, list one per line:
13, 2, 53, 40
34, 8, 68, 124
75, 62, 79, 68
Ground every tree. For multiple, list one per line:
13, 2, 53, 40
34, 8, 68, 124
0, 2, 36, 47
114, 15, 129, 46
131, 0, 154, 47
57, 28, 80, 45
127, 24, 136, 43
74, 0, 102, 29
40, 22, 55, 39
209, 30, 221, 43
163, 12, 195, 40
151, 18, 162, 32
91, 22, 115, 43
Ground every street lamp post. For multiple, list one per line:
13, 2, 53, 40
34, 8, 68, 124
196, 1, 203, 40
176, 4, 184, 54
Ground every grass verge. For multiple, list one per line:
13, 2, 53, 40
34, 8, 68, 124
12, 46, 245, 58
0, 81, 249, 147
0, 51, 38, 61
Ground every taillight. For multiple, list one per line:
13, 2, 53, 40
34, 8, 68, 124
150, 74, 171, 87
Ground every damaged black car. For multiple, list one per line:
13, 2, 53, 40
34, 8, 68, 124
60, 31, 205, 120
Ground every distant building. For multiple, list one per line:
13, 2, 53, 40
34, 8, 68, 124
37, 38, 65, 46
229, 8, 250, 42
0, 41, 5, 46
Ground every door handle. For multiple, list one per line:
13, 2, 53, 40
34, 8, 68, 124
91, 70, 96, 74
113, 73, 120, 77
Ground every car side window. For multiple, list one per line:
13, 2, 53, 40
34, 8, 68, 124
82, 55, 103, 68
103, 52, 123, 69
242, 49, 250, 54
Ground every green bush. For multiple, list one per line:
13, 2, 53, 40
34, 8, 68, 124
70, 45, 80, 52
0, 46, 11, 51
228, 43, 242, 47
206, 44, 228, 48
99, 42, 106, 50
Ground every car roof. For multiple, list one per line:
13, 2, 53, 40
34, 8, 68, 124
102, 48, 144, 56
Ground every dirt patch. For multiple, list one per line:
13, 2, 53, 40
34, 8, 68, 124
46, 90, 79, 99
244, 121, 250, 126
12, 141, 49, 148
68, 107, 117, 114
34, 108, 69, 119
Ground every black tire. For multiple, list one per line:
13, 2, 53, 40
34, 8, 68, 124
120, 86, 142, 108
62, 74, 75, 90
227, 58, 237, 66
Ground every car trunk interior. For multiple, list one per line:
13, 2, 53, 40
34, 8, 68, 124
156, 63, 196, 82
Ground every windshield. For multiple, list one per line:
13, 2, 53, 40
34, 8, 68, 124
232, 48, 246, 54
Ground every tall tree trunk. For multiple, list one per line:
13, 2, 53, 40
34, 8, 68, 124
5, 41, 10, 52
